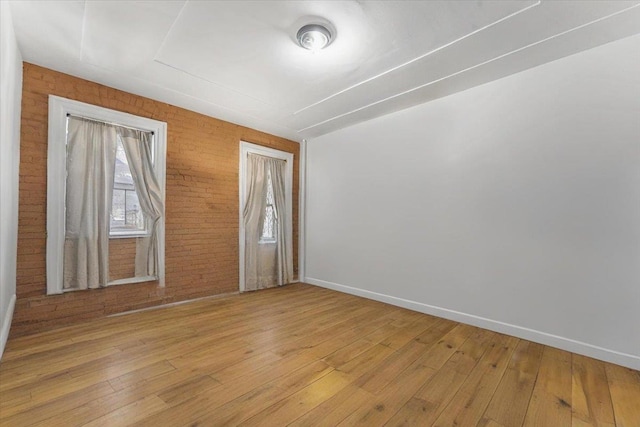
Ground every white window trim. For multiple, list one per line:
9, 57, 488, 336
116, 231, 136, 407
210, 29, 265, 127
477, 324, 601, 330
46, 95, 167, 295
239, 141, 293, 292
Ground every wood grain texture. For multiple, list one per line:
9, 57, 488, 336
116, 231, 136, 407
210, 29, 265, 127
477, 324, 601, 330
1, 283, 637, 427
572, 354, 616, 427
605, 364, 640, 427
522, 346, 573, 427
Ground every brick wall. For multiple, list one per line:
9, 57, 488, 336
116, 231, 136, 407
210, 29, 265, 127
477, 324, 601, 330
108, 239, 137, 281
13, 63, 299, 336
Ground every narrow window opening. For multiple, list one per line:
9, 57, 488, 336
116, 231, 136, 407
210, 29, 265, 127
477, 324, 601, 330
110, 137, 148, 237
260, 169, 276, 243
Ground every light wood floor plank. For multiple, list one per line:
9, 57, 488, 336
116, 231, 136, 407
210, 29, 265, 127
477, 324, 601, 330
287, 384, 374, 427
0, 381, 115, 427
83, 394, 168, 427
385, 328, 494, 426
0, 283, 637, 427
481, 340, 545, 426
572, 354, 616, 427
431, 334, 520, 426
196, 358, 339, 426
605, 364, 640, 427
239, 369, 352, 426
522, 346, 573, 427
336, 358, 437, 426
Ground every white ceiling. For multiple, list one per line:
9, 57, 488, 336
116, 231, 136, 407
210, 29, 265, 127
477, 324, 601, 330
9, 1, 640, 142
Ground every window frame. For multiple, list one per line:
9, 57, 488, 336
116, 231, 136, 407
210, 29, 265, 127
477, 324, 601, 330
46, 95, 167, 294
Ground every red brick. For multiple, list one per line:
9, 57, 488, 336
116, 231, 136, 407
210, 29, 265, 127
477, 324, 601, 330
13, 63, 299, 337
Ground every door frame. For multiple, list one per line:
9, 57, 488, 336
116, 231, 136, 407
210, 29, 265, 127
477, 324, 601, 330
239, 141, 294, 292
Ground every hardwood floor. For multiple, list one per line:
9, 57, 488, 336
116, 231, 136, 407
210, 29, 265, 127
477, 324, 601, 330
1, 283, 638, 426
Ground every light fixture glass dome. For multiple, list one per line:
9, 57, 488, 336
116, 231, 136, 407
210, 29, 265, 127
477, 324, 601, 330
296, 24, 332, 51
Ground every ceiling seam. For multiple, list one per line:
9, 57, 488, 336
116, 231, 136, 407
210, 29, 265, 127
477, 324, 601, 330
292, 0, 541, 116
61, 56, 298, 139
79, 0, 88, 61
297, 2, 640, 134
153, 59, 282, 110
152, 0, 189, 62
151, 0, 282, 112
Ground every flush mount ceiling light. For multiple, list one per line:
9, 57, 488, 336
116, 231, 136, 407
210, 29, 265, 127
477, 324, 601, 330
296, 24, 333, 51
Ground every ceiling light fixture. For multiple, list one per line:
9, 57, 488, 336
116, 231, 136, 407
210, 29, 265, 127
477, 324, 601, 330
296, 24, 333, 51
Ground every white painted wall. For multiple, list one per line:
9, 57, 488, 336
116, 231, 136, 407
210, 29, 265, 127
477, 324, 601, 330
305, 34, 640, 370
0, 1, 23, 359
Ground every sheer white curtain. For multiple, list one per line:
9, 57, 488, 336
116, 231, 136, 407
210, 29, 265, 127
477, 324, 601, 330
63, 117, 117, 290
118, 127, 163, 278
243, 154, 293, 290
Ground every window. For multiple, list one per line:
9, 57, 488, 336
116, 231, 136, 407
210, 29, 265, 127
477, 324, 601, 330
110, 138, 147, 236
46, 95, 167, 294
239, 141, 294, 292
260, 170, 276, 243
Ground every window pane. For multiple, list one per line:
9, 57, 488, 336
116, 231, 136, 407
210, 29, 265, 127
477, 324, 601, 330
111, 189, 125, 226
261, 170, 276, 241
262, 205, 274, 240
114, 140, 134, 186
125, 189, 145, 230
110, 138, 146, 234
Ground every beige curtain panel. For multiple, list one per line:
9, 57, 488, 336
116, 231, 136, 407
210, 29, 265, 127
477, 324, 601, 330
63, 117, 117, 290
119, 127, 163, 278
269, 157, 293, 286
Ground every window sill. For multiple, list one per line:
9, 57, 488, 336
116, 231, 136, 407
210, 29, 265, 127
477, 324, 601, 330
108, 276, 157, 286
110, 232, 151, 239
57, 275, 158, 294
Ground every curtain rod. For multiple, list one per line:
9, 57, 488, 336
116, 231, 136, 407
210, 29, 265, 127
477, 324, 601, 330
67, 113, 155, 135
247, 152, 288, 162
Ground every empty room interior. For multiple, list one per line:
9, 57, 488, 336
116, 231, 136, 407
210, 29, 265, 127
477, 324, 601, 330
1, 0, 639, 426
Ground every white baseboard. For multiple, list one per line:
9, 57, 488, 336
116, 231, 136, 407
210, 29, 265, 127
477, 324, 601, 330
306, 277, 640, 371
0, 293, 16, 361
